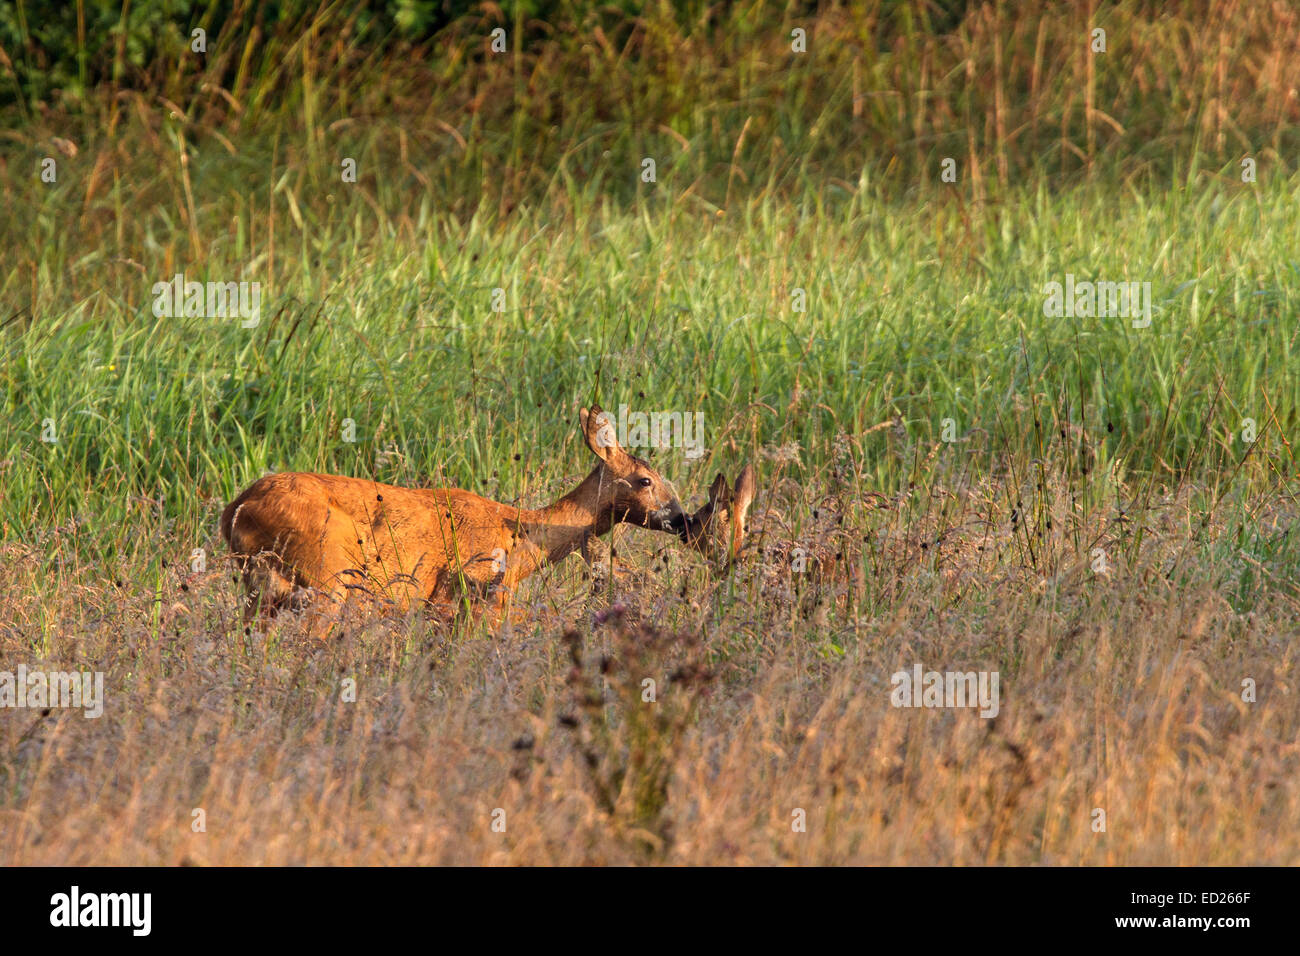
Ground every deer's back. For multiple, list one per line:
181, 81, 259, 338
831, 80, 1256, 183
221, 472, 525, 604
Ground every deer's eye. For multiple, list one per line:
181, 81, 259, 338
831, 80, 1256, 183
638, 477, 653, 488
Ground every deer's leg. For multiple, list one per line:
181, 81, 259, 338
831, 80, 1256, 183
578, 530, 600, 566
579, 530, 633, 585
295, 566, 384, 641
452, 591, 506, 634
241, 564, 348, 642
431, 557, 512, 634
300, 597, 345, 640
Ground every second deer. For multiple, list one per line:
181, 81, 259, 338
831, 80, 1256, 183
680, 464, 757, 566
680, 463, 865, 605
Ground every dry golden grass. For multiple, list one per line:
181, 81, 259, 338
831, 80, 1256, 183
2, 442, 1296, 866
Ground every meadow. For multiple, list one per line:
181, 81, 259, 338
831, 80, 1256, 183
1, 0, 1298, 864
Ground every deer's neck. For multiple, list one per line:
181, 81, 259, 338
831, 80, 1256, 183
519, 466, 613, 563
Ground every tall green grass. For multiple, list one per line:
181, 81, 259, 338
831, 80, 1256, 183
1, 0, 1297, 590
5, 171, 1297, 546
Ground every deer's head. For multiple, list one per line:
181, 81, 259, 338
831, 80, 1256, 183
681, 463, 757, 564
580, 405, 687, 534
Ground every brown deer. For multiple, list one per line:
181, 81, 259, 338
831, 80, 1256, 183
680, 463, 757, 566
681, 463, 865, 608
220, 405, 687, 634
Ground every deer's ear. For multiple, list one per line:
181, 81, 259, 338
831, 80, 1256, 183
726, 463, 758, 562
731, 464, 757, 523
707, 473, 732, 508
580, 405, 623, 464
738, 463, 759, 509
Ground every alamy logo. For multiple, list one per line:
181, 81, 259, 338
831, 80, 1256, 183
595, 404, 705, 459
0, 666, 104, 718
151, 273, 261, 327
50, 886, 151, 935
890, 663, 1000, 718
1042, 274, 1151, 328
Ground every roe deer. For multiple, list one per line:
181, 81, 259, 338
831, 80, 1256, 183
681, 463, 865, 607
680, 463, 757, 566
220, 405, 687, 634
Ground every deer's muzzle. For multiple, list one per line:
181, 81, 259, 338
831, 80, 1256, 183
651, 499, 688, 534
